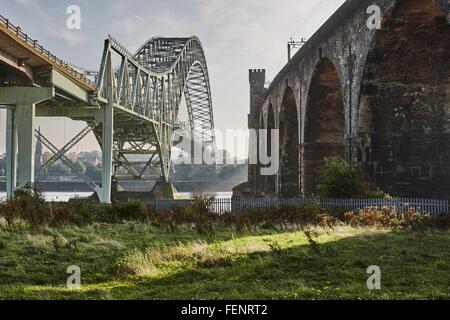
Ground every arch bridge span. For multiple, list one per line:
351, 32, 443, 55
0, 15, 216, 203
244, 0, 450, 198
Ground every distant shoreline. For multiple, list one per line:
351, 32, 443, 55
0, 181, 242, 193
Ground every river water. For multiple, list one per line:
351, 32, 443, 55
0, 191, 233, 202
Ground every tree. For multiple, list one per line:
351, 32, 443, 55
85, 164, 102, 181
71, 161, 85, 175
42, 152, 53, 164
47, 162, 71, 176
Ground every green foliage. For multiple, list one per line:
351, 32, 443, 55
85, 164, 102, 181
0, 200, 20, 227
341, 207, 443, 230
109, 201, 150, 222
1, 190, 448, 234
317, 157, 386, 199
0, 194, 152, 228
70, 161, 85, 175
184, 197, 216, 238
47, 162, 71, 176
7, 184, 51, 229
303, 227, 320, 254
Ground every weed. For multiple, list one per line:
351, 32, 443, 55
303, 227, 320, 254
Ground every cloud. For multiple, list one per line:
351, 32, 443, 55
14, 0, 35, 4
47, 28, 86, 47
14, 0, 86, 46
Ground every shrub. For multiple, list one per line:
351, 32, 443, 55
316, 157, 387, 199
110, 200, 149, 222
341, 206, 435, 229
8, 184, 51, 229
186, 197, 216, 237
0, 201, 21, 227
294, 203, 326, 225
49, 203, 73, 226
315, 214, 340, 228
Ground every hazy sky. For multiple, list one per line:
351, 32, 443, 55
0, 0, 346, 157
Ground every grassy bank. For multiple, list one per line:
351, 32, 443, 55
1, 221, 450, 300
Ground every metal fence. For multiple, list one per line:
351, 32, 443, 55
320, 198, 449, 216
146, 197, 449, 215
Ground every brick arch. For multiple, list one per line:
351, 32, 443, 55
279, 86, 300, 197
303, 57, 345, 195
358, 0, 450, 197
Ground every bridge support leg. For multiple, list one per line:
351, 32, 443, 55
0, 87, 54, 198
98, 103, 113, 203
16, 104, 36, 189
6, 108, 17, 200
96, 52, 114, 204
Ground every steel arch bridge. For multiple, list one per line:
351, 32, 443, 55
94, 36, 216, 200
0, 14, 216, 203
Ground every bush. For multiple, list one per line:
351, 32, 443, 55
7, 184, 51, 229
0, 201, 21, 227
220, 203, 327, 232
341, 206, 435, 229
185, 197, 216, 237
316, 157, 387, 199
110, 201, 149, 222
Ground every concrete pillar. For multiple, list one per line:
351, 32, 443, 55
6, 108, 17, 199
0, 87, 54, 198
15, 104, 36, 188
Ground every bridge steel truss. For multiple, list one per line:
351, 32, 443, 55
94, 36, 216, 202
0, 13, 216, 203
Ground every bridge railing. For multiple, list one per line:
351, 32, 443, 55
0, 14, 95, 87
146, 197, 450, 216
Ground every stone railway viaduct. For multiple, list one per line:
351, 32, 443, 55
240, 0, 450, 198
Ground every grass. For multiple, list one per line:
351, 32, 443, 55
1, 219, 450, 300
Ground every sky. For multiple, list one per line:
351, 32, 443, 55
0, 0, 346, 158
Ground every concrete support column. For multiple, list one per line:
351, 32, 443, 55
6, 108, 17, 199
0, 87, 54, 198
15, 104, 36, 188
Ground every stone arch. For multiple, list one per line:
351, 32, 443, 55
279, 87, 300, 197
259, 107, 265, 129
303, 58, 345, 195
265, 103, 277, 195
359, 0, 450, 197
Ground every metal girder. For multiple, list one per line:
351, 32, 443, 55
34, 130, 99, 191
38, 121, 99, 175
